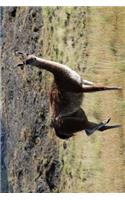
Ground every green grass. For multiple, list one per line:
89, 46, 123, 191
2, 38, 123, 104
120, 101, 125, 112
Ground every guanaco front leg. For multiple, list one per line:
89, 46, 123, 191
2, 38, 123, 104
81, 84, 121, 93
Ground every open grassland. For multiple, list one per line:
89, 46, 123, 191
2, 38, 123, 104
42, 7, 125, 192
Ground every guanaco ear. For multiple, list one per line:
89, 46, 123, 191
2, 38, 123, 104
15, 51, 26, 69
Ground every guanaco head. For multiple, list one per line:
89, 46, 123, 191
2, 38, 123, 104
25, 55, 37, 65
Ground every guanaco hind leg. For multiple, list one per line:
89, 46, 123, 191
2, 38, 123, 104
85, 118, 121, 136
52, 109, 121, 139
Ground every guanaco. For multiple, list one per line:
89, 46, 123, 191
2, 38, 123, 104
16, 53, 121, 139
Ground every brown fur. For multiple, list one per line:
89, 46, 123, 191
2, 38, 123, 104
49, 79, 120, 140
16, 54, 121, 139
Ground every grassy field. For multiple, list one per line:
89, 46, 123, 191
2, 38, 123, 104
41, 7, 125, 192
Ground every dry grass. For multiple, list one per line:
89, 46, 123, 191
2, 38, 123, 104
41, 7, 125, 192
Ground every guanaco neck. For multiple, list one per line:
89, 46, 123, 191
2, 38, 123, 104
34, 57, 68, 75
